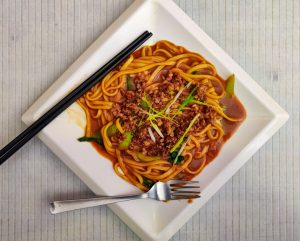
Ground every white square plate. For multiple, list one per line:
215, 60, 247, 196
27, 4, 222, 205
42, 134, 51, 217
22, 0, 289, 240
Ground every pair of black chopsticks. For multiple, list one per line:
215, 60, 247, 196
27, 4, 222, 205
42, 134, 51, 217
0, 31, 153, 165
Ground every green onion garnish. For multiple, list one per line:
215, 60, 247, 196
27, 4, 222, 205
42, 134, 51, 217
107, 124, 118, 137
169, 151, 185, 165
225, 74, 235, 97
165, 81, 192, 113
170, 113, 200, 153
143, 177, 155, 189
175, 84, 199, 115
78, 133, 103, 147
119, 132, 133, 150
150, 120, 164, 138
126, 76, 136, 91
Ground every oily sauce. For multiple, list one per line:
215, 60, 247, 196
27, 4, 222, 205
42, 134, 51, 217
89, 81, 246, 179
180, 78, 246, 179
82, 43, 246, 181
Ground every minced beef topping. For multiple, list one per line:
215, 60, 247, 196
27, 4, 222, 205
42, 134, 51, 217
109, 70, 218, 157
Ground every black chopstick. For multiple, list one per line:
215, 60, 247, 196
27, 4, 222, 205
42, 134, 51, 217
0, 31, 153, 165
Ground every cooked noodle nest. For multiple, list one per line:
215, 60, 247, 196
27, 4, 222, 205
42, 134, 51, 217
77, 40, 245, 191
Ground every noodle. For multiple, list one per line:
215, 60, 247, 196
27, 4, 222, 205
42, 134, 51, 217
77, 40, 246, 191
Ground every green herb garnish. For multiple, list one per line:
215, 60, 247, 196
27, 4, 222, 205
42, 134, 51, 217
78, 133, 103, 147
143, 177, 155, 189
175, 156, 185, 164
150, 120, 164, 138
127, 76, 136, 91
175, 84, 199, 115
165, 81, 192, 113
169, 151, 184, 165
140, 97, 176, 123
107, 124, 118, 137
225, 74, 235, 97
170, 151, 178, 160
170, 113, 200, 153
140, 99, 149, 110
119, 132, 133, 150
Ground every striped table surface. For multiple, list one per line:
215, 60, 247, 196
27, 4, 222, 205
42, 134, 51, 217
0, 0, 299, 240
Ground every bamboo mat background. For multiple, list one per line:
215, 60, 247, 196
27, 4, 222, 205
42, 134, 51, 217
0, 0, 299, 240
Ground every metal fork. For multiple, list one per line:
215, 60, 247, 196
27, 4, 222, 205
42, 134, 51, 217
50, 180, 200, 214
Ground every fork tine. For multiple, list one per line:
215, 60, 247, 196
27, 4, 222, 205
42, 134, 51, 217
171, 195, 201, 200
168, 180, 201, 201
169, 180, 199, 186
171, 185, 200, 191
172, 190, 201, 194
169, 179, 199, 183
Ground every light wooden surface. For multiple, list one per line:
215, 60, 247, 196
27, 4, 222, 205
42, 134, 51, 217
0, 0, 299, 240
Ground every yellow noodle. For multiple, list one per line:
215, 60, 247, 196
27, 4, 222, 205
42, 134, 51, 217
120, 55, 134, 70
153, 48, 173, 58
148, 65, 164, 83
187, 63, 217, 75
115, 118, 125, 134
78, 40, 245, 191
175, 58, 189, 68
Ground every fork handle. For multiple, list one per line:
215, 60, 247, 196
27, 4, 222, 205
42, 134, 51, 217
50, 194, 148, 214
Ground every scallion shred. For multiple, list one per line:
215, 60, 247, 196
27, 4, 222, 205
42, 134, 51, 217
126, 76, 136, 91
147, 127, 156, 142
150, 120, 164, 138
165, 81, 192, 113
173, 135, 192, 164
175, 84, 199, 115
170, 113, 200, 153
78, 133, 103, 147
225, 74, 235, 97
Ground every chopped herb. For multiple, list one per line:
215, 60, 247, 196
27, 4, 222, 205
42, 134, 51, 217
165, 81, 192, 113
141, 97, 159, 114
143, 177, 155, 189
140, 97, 177, 124
140, 99, 149, 110
137, 119, 144, 127
225, 74, 235, 97
173, 135, 192, 164
150, 120, 164, 138
107, 124, 118, 137
169, 151, 184, 165
170, 113, 200, 153
170, 151, 178, 160
175, 84, 199, 115
126, 76, 136, 91
119, 132, 133, 150
78, 133, 103, 147
176, 156, 185, 164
